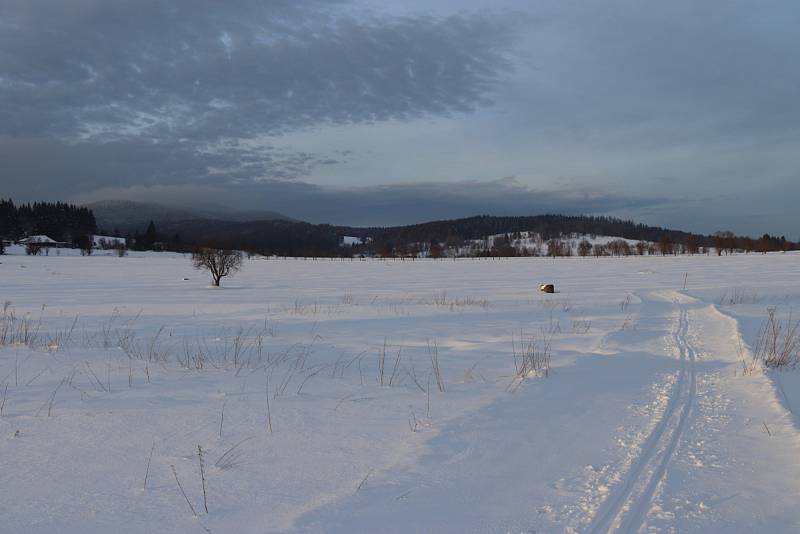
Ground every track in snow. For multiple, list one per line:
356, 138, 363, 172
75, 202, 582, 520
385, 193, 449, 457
587, 307, 697, 534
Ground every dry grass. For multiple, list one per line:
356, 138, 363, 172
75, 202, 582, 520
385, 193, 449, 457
508, 331, 552, 391
753, 307, 800, 370
718, 288, 760, 306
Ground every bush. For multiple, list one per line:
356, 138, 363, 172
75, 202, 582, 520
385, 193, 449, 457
25, 242, 43, 256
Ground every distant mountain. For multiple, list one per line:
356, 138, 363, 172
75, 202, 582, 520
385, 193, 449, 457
86, 200, 294, 232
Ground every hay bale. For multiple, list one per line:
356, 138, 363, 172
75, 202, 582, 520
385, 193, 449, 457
539, 284, 555, 294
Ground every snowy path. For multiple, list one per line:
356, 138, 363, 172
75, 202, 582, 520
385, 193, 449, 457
295, 293, 703, 533
639, 301, 800, 533
590, 293, 800, 533
589, 301, 696, 533
297, 290, 800, 533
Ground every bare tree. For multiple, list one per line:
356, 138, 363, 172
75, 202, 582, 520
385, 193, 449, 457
429, 241, 443, 259
607, 239, 631, 257
546, 238, 564, 257
685, 235, 699, 255
192, 248, 243, 287
714, 230, 735, 255
25, 242, 43, 256
658, 234, 674, 256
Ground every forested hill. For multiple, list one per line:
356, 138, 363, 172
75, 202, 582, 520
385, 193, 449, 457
136, 214, 701, 256
365, 215, 696, 245
0, 199, 96, 244
136, 213, 794, 257
359, 214, 794, 257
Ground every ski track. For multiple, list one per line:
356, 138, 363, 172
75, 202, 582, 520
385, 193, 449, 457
588, 303, 697, 534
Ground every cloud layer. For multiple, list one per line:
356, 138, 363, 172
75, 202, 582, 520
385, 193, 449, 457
1, 1, 517, 180
72, 178, 662, 227
2, 0, 799, 234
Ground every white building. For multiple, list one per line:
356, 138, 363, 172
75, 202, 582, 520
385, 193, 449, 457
92, 235, 127, 249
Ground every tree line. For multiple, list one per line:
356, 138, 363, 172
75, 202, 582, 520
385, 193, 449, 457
0, 199, 97, 247
121, 214, 797, 258
1, 200, 795, 259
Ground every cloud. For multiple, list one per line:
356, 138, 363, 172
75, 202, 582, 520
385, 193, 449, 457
70, 177, 663, 227
0, 1, 523, 197
0, 1, 518, 142
0, 136, 349, 201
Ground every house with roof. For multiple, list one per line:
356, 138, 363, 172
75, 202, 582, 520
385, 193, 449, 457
18, 235, 69, 248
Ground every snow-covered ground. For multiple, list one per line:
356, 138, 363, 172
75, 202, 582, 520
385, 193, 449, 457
2, 252, 800, 533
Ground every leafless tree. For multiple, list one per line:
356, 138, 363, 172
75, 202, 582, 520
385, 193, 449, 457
577, 239, 592, 257
546, 238, 565, 257
25, 242, 44, 256
607, 239, 631, 257
658, 234, 674, 256
714, 230, 736, 255
192, 247, 243, 287
593, 243, 607, 257
685, 235, 699, 255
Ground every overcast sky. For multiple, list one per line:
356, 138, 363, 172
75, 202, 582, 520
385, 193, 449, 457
1, 0, 799, 235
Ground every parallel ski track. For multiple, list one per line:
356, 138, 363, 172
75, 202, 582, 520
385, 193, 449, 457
587, 307, 697, 534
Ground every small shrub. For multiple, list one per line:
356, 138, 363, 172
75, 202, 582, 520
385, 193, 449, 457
718, 288, 760, 306
754, 307, 800, 369
25, 242, 43, 256
510, 331, 552, 385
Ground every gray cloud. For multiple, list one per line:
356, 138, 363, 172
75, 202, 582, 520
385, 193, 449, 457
0, 137, 334, 196
1, 1, 517, 142
0, 1, 521, 195
71, 177, 663, 227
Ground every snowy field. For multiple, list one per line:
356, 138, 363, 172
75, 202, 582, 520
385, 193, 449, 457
2, 251, 800, 533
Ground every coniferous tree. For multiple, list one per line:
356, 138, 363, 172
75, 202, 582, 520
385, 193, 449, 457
143, 221, 158, 250
0, 199, 96, 242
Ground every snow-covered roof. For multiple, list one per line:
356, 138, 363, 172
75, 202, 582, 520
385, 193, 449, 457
19, 235, 59, 244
